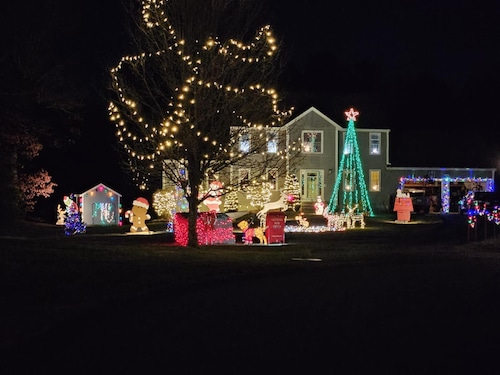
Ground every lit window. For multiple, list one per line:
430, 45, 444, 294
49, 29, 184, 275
369, 169, 381, 192
302, 131, 323, 153
239, 133, 250, 153
267, 130, 278, 153
370, 133, 381, 155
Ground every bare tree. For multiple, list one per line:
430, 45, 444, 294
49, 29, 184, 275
108, 0, 300, 247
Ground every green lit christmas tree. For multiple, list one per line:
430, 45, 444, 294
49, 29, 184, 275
325, 108, 374, 216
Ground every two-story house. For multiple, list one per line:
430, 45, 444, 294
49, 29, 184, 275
165, 106, 496, 215
282, 106, 496, 214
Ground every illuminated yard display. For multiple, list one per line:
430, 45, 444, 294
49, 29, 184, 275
466, 204, 500, 229
282, 174, 301, 211
153, 187, 188, 231
78, 183, 122, 226
457, 190, 500, 230
326, 108, 374, 218
174, 212, 235, 246
63, 194, 86, 236
223, 190, 239, 212
124, 197, 152, 233
202, 181, 223, 212
107, 0, 295, 247
393, 188, 414, 223
399, 176, 494, 214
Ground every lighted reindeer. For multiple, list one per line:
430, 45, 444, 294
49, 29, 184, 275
324, 211, 348, 231
346, 204, 365, 229
256, 191, 289, 223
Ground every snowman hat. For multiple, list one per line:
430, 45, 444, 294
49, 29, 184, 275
133, 197, 149, 209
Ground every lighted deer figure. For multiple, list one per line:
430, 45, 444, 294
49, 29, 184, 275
256, 191, 289, 222
346, 204, 365, 229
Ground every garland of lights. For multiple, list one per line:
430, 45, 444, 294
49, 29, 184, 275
108, 0, 293, 189
326, 108, 374, 216
399, 176, 494, 214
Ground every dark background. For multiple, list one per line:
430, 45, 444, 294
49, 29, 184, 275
3, 0, 499, 218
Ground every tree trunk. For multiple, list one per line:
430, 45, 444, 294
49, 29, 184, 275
187, 184, 200, 248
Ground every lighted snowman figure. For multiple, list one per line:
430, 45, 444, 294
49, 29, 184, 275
314, 196, 325, 215
203, 181, 223, 212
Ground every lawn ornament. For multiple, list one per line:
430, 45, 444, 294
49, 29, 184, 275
324, 212, 347, 231
393, 188, 413, 223
346, 204, 365, 228
125, 197, 151, 233
295, 214, 310, 228
203, 181, 223, 212
314, 196, 325, 215
237, 220, 267, 245
56, 204, 66, 225
256, 191, 288, 221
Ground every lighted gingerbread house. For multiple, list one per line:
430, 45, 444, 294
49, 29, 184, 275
78, 183, 122, 226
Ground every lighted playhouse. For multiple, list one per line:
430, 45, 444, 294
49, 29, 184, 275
78, 183, 122, 226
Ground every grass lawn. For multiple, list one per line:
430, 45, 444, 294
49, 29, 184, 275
2, 213, 500, 373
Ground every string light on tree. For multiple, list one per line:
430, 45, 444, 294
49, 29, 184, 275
107, 0, 300, 247
108, 0, 293, 189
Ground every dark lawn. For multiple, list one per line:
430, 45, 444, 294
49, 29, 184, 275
2, 213, 500, 374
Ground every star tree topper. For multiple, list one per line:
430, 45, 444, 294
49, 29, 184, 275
345, 108, 359, 121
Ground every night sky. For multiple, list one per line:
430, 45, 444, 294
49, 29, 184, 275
271, 0, 500, 168
4, 0, 500, 214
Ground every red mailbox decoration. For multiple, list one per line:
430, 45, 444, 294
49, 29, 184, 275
266, 211, 286, 244
393, 189, 414, 223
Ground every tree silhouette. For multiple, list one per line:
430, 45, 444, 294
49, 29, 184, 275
0, 1, 89, 218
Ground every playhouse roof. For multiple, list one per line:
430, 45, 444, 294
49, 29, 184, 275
80, 183, 122, 197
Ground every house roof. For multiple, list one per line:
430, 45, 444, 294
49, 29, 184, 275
283, 106, 390, 134
80, 183, 122, 197
283, 106, 344, 130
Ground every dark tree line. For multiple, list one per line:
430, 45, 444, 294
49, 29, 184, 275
0, 1, 128, 219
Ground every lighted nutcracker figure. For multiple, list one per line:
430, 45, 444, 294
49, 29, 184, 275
393, 188, 414, 223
